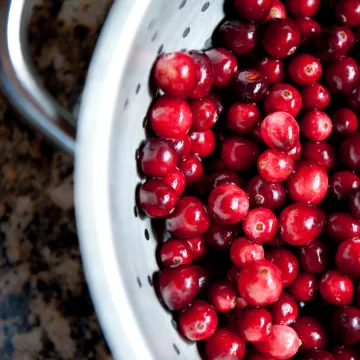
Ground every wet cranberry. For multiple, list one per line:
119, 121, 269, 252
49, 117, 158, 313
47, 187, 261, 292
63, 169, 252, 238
336, 0, 360, 27
205, 223, 240, 249
173, 135, 191, 159
301, 142, 337, 171
300, 110, 333, 141
295, 17, 321, 46
336, 238, 360, 280
252, 120, 264, 143
332, 306, 360, 345
154, 52, 197, 98
238, 259, 283, 306
268, 291, 299, 326
234, 0, 272, 22
208, 184, 249, 225
301, 83, 331, 111
208, 170, 245, 192
332, 346, 360, 360
292, 317, 327, 350
289, 273, 318, 302
265, 235, 286, 248
326, 212, 360, 243
279, 203, 326, 246
206, 48, 238, 88
348, 83, 360, 112
329, 171, 360, 201
257, 149, 295, 183
262, 19, 301, 59
286, 160, 328, 205
288, 141, 302, 161
139, 138, 178, 177
288, 54, 322, 87
186, 236, 206, 261
178, 154, 204, 185
208, 281, 237, 312
227, 266, 240, 286
179, 300, 218, 341
263, 83, 303, 117
221, 137, 260, 172
165, 196, 210, 238
230, 236, 265, 269
161, 168, 186, 196
303, 350, 335, 360
189, 130, 216, 158
207, 92, 225, 116
189, 98, 218, 131
226, 102, 261, 135
340, 132, 360, 171
263, 0, 287, 23
299, 240, 329, 274
333, 108, 358, 135
349, 189, 360, 220
160, 239, 193, 268
287, 0, 321, 17
256, 56, 285, 84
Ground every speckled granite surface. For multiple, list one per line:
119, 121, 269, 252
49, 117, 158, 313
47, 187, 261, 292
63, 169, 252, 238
0, 1, 113, 359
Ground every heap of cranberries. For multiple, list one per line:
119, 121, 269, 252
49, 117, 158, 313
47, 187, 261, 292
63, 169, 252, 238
137, 0, 360, 359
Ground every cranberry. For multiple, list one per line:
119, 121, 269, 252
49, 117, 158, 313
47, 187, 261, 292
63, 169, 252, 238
205, 223, 240, 249
332, 306, 360, 345
279, 203, 326, 246
207, 92, 225, 117
263, 83, 303, 117
301, 83, 331, 111
301, 141, 336, 171
237, 259, 283, 306
226, 102, 261, 135
266, 248, 299, 287
303, 350, 335, 360
189, 98, 218, 131
186, 236, 206, 261
161, 168, 186, 197
332, 346, 360, 360
234, 0, 272, 22
165, 196, 210, 238
254, 325, 301, 360
246, 175, 286, 211
263, 0, 287, 23
231, 69, 269, 103
333, 108, 358, 135
286, 0, 321, 17
340, 133, 360, 171
257, 149, 295, 183
300, 110, 333, 141
292, 317, 327, 350
288, 141, 302, 161
262, 19, 301, 59
227, 266, 240, 286
221, 137, 260, 171
289, 273, 319, 302
189, 129, 216, 158
348, 83, 360, 112
208, 184, 249, 225
295, 17, 321, 46
208, 281, 237, 312
299, 240, 329, 274
230, 237, 265, 269
326, 212, 360, 242
288, 54, 322, 87
139, 138, 178, 177
335, 237, 360, 280
268, 291, 299, 326
160, 239, 193, 268
179, 300, 218, 341
205, 328, 246, 360
178, 154, 204, 185
173, 135, 191, 159
349, 189, 360, 220
256, 56, 285, 84
206, 48, 238, 88
336, 0, 360, 27
286, 160, 328, 205
206, 170, 245, 193
329, 171, 360, 201
154, 52, 197, 98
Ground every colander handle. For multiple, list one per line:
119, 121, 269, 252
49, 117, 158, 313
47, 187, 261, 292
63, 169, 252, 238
0, 0, 76, 155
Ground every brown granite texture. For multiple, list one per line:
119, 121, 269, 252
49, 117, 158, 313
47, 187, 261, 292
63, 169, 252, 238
0, 0, 113, 359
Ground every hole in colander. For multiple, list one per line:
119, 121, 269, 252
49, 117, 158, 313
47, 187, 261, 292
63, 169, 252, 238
144, 229, 150, 240
204, 37, 212, 49
173, 344, 180, 355
148, 19, 155, 30
137, 277, 142, 288
157, 44, 164, 54
183, 27, 190, 38
179, 0, 186, 9
201, 2, 210, 12
151, 32, 158, 42
171, 319, 178, 330
136, 84, 141, 94
147, 275, 153, 286
124, 98, 129, 109
134, 206, 138, 218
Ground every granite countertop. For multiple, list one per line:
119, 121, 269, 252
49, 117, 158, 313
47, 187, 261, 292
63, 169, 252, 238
0, 1, 113, 359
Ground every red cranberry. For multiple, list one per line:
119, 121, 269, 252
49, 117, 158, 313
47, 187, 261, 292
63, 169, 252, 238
333, 108, 358, 135
252, 120, 264, 143
206, 48, 238, 88
207, 92, 225, 117
221, 137, 260, 171
286, 160, 328, 205
178, 154, 204, 185
288, 141, 302, 161
326, 212, 360, 243
254, 325, 301, 360
286, 0, 321, 17
237, 259, 283, 306
336, 0, 360, 27
154, 52, 197, 98
289, 273, 319, 302
208, 184, 249, 225
300, 110, 333, 141
160, 239, 193, 268
234, 0, 272, 22
208, 281, 237, 312
263, 84, 303, 117
165, 196, 210, 238
231, 69, 269, 103
303, 350, 335, 360
256, 56, 285, 84
295, 17, 321, 46
205, 328, 246, 360
279, 203, 326, 246
173, 135, 191, 159
263, 0, 287, 23
257, 149, 295, 183
292, 316, 327, 350
349, 189, 360, 220
265, 235, 286, 248
186, 236, 206, 261
161, 168, 186, 196
332, 306, 360, 345
336, 238, 360, 280
230, 237, 265, 269
189, 98, 218, 131
266, 248, 299, 287
320, 270, 354, 306
205, 223, 240, 249
329, 171, 360, 201
262, 19, 301, 59
332, 346, 360, 360
226, 102, 261, 135
268, 291, 299, 326
140, 138, 178, 177
189, 129, 216, 158
299, 240, 329, 274
288, 54, 322, 87
340, 133, 360, 171
179, 300, 218, 341
204, 170, 245, 195
301, 141, 337, 171
301, 83, 331, 111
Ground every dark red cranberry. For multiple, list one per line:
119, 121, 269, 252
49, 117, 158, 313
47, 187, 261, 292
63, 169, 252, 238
189, 129, 216, 158
178, 154, 204, 185
206, 48, 238, 88
234, 0, 272, 22
349, 189, 360, 220
165, 196, 210, 238
303, 350, 335, 360
186, 236, 206, 261
348, 83, 360, 112
288, 141, 302, 161
160, 239, 193, 268
221, 137, 260, 171
256, 56, 285, 84
231, 69, 269, 103
161, 168, 186, 196
230, 236, 265, 269
207, 92, 225, 116
300, 110, 333, 141
207, 170, 245, 193
268, 291, 299, 326
252, 120, 264, 143
336, 0, 360, 27
333, 108, 358, 135
336, 238, 360, 280
226, 102, 261, 135
173, 135, 191, 159
237, 259, 283, 306
208, 281, 237, 312
262, 19, 301, 59
257, 149, 295, 183
326, 212, 360, 243
263, 0, 287, 23
208, 184, 249, 225
294, 17, 321, 46
287, 0, 321, 17
329, 171, 360, 201
332, 306, 360, 345
226, 266, 240, 286
288, 54, 322, 87
154, 52, 197, 98
279, 203, 326, 246
189, 98, 218, 131
263, 83, 303, 117
205, 328, 246, 360
301, 141, 337, 171
179, 300, 218, 341
301, 83, 331, 111
265, 235, 286, 248
299, 240, 329, 274
340, 133, 360, 171
205, 223, 240, 249
246, 175, 286, 211
332, 346, 360, 360
140, 138, 178, 177
261, 111, 300, 152
292, 316, 327, 350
